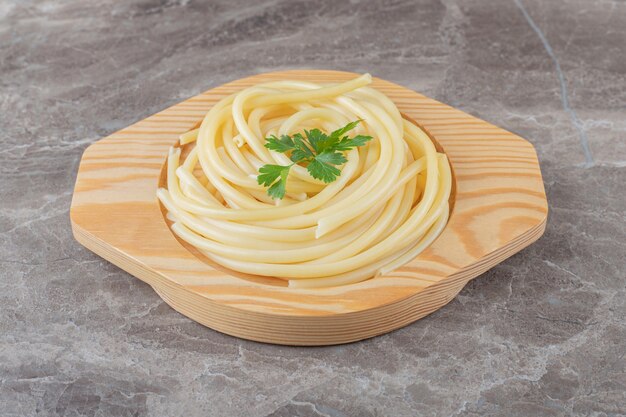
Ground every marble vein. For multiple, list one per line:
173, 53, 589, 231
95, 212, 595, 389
513, 0, 595, 167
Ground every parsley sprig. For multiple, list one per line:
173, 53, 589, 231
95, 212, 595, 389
257, 120, 372, 200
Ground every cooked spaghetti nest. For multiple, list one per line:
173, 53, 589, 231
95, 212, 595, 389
157, 74, 452, 288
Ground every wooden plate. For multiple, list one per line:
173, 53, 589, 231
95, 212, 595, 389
70, 70, 548, 346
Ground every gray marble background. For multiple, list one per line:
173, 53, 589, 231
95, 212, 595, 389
1, 0, 625, 416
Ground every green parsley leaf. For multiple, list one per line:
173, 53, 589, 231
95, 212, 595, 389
304, 129, 326, 153
316, 119, 365, 153
257, 164, 285, 187
257, 120, 373, 199
264, 135, 296, 153
267, 171, 289, 199
292, 133, 315, 158
334, 134, 373, 151
315, 151, 348, 166
328, 119, 362, 141
307, 158, 342, 183
257, 164, 292, 199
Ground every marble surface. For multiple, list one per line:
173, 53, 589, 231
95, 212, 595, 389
1, 0, 625, 416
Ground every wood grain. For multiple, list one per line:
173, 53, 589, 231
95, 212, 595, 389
70, 70, 548, 345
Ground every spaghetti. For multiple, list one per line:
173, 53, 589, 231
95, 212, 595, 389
157, 74, 452, 288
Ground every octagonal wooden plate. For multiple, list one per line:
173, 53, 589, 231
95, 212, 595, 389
70, 70, 548, 346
